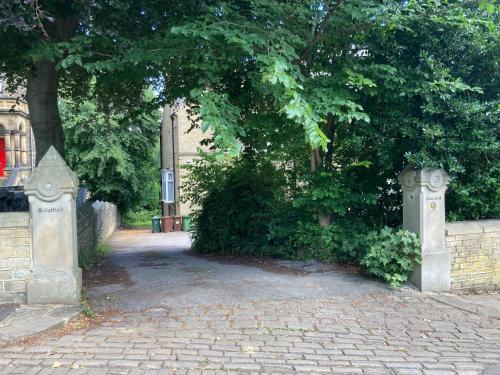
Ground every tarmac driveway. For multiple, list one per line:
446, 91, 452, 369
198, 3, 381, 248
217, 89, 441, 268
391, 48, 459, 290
87, 229, 393, 311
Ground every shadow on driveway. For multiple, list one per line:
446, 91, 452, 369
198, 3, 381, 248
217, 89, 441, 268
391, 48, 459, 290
86, 229, 399, 312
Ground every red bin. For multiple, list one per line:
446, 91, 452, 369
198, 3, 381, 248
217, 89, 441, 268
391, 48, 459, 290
173, 216, 183, 232
161, 216, 173, 233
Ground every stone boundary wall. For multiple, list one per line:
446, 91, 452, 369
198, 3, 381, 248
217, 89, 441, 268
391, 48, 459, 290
92, 201, 120, 243
0, 212, 31, 303
0, 200, 119, 302
77, 203, 97, 259
446, 220, 500, 291
76, 201, 120, 259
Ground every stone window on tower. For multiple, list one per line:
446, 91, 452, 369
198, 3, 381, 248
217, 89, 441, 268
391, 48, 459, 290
19, 121, 27, 166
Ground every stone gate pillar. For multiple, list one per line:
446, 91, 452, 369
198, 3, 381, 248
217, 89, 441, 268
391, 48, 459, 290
398, 167, 451, 292
24, 146, 82, 304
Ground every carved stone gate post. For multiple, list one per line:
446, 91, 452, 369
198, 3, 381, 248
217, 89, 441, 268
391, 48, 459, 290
398, 167, 451, 291
24, 146, 82, 304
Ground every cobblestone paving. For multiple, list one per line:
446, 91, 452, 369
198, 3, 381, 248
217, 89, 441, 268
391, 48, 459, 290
1, 231, 498, 374
0, 293, 499, 374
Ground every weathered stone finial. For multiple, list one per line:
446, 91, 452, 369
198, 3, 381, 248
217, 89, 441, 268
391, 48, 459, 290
37, 145, 67, 167
25, 146, 78, 202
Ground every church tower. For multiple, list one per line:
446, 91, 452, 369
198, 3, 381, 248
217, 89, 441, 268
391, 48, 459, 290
0, 77, 35, 186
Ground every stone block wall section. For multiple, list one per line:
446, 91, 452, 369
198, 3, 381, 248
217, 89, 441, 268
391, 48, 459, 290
0, 200, 119, 304
77, 203, 97, 259
92, 201, 120, 243
0, 212, 31, 303
446, 220, 500, 291
76, 201, 120, 260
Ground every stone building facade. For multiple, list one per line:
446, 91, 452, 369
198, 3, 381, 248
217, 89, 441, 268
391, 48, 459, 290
0, 79, 35, 186
161, 103, 211, 216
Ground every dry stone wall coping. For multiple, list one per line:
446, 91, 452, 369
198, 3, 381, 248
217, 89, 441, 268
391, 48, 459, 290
0, 212, 29, 228
446, 220, 500, 236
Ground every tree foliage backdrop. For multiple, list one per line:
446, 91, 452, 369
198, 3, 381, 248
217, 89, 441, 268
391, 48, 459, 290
181, 0, 499, 284
1, 0, 498, 282
60, 90, 161, 211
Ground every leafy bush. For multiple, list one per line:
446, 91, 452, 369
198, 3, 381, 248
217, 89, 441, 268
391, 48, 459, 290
266, 216, 372, 264
185, 153, 427, 288
186, 156, 287, 256
361, 227, 421, 288
185, 154, 376, 263
358, 4, 500, 222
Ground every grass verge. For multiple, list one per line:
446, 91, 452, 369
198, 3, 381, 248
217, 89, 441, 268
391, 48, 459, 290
79, 243, 112, 269
122, 209, 160, 229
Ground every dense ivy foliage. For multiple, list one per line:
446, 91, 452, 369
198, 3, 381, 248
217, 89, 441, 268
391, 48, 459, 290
356, 1, 500, 221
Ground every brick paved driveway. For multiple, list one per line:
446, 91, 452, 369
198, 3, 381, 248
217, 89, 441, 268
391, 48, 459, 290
0, 230, 498, 374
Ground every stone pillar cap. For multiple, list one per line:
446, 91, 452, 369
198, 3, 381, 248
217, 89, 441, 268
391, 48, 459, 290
24, 146, 79, 201
398, 166, 450, 192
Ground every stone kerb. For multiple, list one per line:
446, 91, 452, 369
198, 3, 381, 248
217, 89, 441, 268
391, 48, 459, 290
23, 146, 82, 304
399, 167, 451, 292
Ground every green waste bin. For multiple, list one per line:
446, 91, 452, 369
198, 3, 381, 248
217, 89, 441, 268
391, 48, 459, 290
182, 216, 191, 232
152, 216, 162, 233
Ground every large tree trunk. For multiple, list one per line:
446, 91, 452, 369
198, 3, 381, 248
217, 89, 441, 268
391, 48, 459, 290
26, 15, 76, 165
26, 60, 65, 164
312, 113, 336, 228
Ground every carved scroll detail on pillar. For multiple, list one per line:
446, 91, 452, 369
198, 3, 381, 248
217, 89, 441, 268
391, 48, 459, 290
398, 167, 450, 193
36, 180, 62, 201
399, 168, 417, 192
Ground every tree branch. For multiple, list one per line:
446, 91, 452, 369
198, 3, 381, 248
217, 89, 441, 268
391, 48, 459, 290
297, 0, 343, 64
